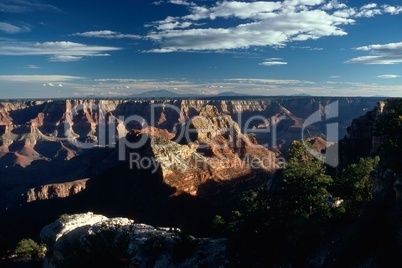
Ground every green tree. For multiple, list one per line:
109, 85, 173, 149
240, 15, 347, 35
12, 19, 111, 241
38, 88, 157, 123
218, 142, 337, 266
334, 156, 380, 217
280, 141, 334, 220
212, 215, 226, 235
14, 238, 44, 260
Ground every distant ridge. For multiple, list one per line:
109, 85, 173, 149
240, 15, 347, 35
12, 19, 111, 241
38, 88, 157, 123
130, 89, 249, 99
290, 93, 312, 97
216, 91, 248, 97
133, 89, 183, 98
370, 94, 390, 98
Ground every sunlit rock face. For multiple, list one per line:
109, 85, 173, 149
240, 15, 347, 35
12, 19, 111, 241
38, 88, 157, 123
40, 212, 228, 268
26, 178, 89, 202
126, 104, 278, 196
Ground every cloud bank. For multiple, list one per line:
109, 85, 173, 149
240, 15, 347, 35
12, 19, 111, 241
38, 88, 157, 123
0, 22, 31, 34
377, 74, 400, 79
346, 41, 402, 64
260, 58, 288, 66
0, 41, 122, 62
0, 75, 82, 82
147, 0, 402, 52
72, 30, 141, 39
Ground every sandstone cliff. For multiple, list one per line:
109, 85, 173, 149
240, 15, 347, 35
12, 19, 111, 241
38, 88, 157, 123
26, 178, 89, 202
127, 104, 278, 196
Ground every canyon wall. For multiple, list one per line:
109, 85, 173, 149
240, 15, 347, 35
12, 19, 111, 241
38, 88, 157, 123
0, 97, 383, 207
0, 97, 381, 154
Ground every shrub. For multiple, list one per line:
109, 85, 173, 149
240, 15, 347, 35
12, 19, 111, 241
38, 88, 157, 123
14, 238, 45, 260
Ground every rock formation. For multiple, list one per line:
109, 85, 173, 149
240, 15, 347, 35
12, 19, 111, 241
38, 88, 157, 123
26, 178, 89, 202
40, 212, 228, 268
127, 104, 278, 196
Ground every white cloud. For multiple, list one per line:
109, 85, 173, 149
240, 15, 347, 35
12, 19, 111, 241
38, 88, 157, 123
354, 42, 402, 52
333, 8, 356, 18
186, 1, 283, 20
169, 0, 193, 6
355, 3, 382, 18
72, 30, 141, 39
224, 78, 315, 85
94, 78, 156, 83
43, 82, 63, 87
322, 0, 347, 10
155, 17, 193, 30
382, 5, 402, 15
0, 0, 60, 13
291, 46, 323, 50
353, 3, 402, 18
346, 41, 402, 64
0, 75, 82, 82
49, 55, 83, 62
0, 41, 122, 62
18, 64, 40, 69
147, 24, 290, 52
360, 3, 377, 10
284, 0, 326, 7
148, 9, 353, 52
153, 0, 194, 6
264, 58, 283, 61
377, 75, 401, 79
259, 59, 287, 66
0, 22, 31, 34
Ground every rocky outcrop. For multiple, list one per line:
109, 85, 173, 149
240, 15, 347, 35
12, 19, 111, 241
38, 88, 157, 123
26, 178, 89, 202
40, 212, 227, 268
339, 99, 402, 201
127, 105, 278, 196
306, 137, 334, 153
136, 126, 175, 140
307, 99, 402, 268
147, 136, 215, 196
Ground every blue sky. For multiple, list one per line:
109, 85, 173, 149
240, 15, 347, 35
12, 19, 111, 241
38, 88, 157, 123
1, 0, 402, 98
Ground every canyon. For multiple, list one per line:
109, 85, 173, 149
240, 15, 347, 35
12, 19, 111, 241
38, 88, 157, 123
0, 97, 385, 248
0, 97, 382, 206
